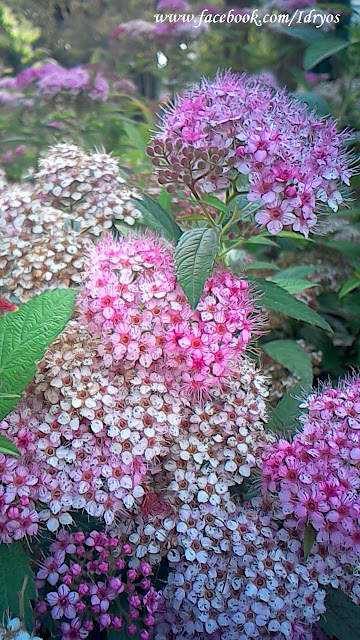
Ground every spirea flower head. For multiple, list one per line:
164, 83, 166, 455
0, 321, 185, 531
35, 143, 141, 234
34, 527, 161, 640
263, 374, 360, 551
0, 144, 141, 301
0, 63, 109, 101
155, 499, 330, 640
149, 70, 354, 237
78, 233, 261, 397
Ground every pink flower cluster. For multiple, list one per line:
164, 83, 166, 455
78, 234, 260, 397
0, 453, 39, 542
263, 375, 360, 549
35, 528, 161, 640
0, 63, 109, 102
149, 70, 354, 237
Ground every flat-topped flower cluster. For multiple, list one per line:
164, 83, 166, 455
149, 70, 354, 237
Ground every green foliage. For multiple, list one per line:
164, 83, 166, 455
262, 339, 313, 386
252, 279, 332, 332
107, 629, 132, 640
303, 523, 317, 560
0, 434, 20, 457
133, 194, 181, 243
321, 588, 360, 640
174, 228, 220, 309
304, 37, 351, 70
0, 541, 35, 631
268, 381, 307, 433
339, 273, 360, 298
0, 289, 77, 420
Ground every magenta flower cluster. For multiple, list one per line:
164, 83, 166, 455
263, 376, 360, 549
149, 70, 353, 237
0, 63, 109, 102
78, 234, 260, 397
35, 528, 159, 640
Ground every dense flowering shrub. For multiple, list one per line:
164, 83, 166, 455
149, 70, 354, 237
0, 63, 110, 104
1, 226, 360, 639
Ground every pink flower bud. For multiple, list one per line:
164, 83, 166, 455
129, 608, 140, 619
74, 531, 86, 543
99, 613, 111, 629
83, 621, 93, 632
116, 558, 126, 570
76, 545, 85, 556
127, 624, 138, 636
122, 543, 132, 555
34, 601, 47, 615
111, 616, 123, 630
139, 631, 151, 640
98, 561, 109, 573
71, 563, 82, 577
62, 573, 73, 586
127, 569, 137, 581
79, 582, 90, 596
285, 185, 297, 197
129, 595, 141, 608
109, 577, 124, 592
145, 614, 156, 627
141, 578, 151, 590
15, 145, 26, 156
140, 562, 152, 577
75, 601, 86, 614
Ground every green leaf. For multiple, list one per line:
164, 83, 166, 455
158, 186, 172, 212
0, 289, 77, 420
174, 227, 221, 309
304, 37, 351, 70
252, 279, 332, 332
244, 236, 279, 248
271, 266, 318, 279
202, 195, 229, 215
107, 629, 131, 640
262, 339, 312, 386
294, 91, 330, 116
242, 262, 280, 272
268, 382, 308, 433
122, 121, 149, 154
339, 275, 360, 299
322, 239, 360, 260
0, 435, 20, 457
303, 523, 317, 560
268, 277, 317, 295
133, 194, 181, 242
0, 541, 35, 631
321, 588, 360, 640
277, 231, 314, 242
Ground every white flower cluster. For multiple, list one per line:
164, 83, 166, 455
0, 617, 42, 640
0, 142, 141, 302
